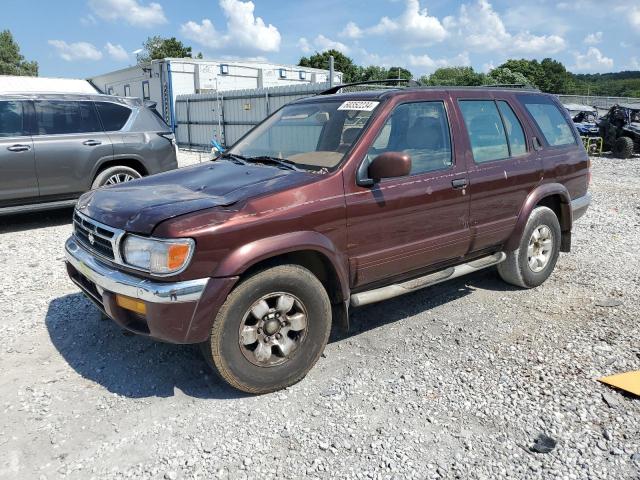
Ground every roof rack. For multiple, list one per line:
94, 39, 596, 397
318, 78, 421, 95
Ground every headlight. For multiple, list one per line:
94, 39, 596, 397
122, 236, 195, 275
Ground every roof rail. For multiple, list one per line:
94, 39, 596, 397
484, 83, 536, 89
318, 78, 421, 95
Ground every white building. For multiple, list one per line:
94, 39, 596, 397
89, 58, 342, 130
0, 75, 97, 94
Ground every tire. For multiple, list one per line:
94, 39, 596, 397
201, 264, 332, 394
612, 136, 634, 159
498, 206, 561, 289
91, 166, 142, 189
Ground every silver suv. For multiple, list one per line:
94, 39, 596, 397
0, 93, 178, 214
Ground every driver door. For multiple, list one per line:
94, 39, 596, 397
345, 98, 471, 288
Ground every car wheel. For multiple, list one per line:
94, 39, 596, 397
498, 206, 561, 289
201, 264, 332, 394
612, 136, 634, 159
92, 166, 142, 189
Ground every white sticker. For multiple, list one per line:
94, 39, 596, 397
338, 100, 380, 111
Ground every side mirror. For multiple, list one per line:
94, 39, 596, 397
368, 152, 411, 182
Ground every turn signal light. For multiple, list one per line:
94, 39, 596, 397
116, 294, 147, 315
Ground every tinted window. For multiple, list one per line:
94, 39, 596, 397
521, 99, 575, 146
34, 101, 101, 135
459, 100, 509, 163
95, 102, 131, 131
366, 101, 452, 175
0, 101, 25, 137
497, 101, 527, 156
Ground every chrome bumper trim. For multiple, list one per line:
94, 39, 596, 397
571, 192, 592, 221
65, 237, 208, 303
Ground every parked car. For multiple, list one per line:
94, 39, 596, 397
65, 84, 591, 393
563, 103, 599, 137
0, 92, 178, 215
598, 102, 640, 158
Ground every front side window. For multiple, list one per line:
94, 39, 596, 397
365, 101, 452, 176
459, 100, 509, 163
230, 100, 377, 171
520, 97, 575, 147
0, 101, 25, 137
95, 102, 131, 131
34, 101, 101, 135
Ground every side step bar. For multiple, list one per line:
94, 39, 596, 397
350, 252, 506, 307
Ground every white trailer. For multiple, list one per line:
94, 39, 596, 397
89, 58, 342, 131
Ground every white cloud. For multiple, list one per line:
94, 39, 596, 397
408, 51, 470, 71
630, 6, 640, 29
80, 14, 97, 26
444, 0, 565, 54
626, 57, 640, 70
48, 40, 103, 61
105, 42, 129, 61
571, 47, 614, 72
297, 37, 312, 54
88, 0, 167, 27
341, 21, 363, 39
313, 35, 350, 53
342, 0, 447, 47
584, 31, 603, 45
181, 0, 281, 54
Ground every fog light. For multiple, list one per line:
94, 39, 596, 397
115, 294, 147, 315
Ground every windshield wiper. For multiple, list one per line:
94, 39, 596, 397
243, 156, 301, 171
218, 152, 249, 165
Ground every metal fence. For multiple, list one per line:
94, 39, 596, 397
174, 86, 639, 150
175, 83, 329, 149
556, 94, 639, 110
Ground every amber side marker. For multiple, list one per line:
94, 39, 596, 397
598, 370, 640, 397
115, 294, 147, 315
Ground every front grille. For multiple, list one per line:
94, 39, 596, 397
73, 211, 123, 261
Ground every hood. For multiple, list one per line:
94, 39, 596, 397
77, 160, 316, 234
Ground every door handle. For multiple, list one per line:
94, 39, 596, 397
451, 178, 468, 189
83, 140, 102, 146
7, 144, 31, 152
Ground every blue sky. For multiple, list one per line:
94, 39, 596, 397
4, 0, 640, 79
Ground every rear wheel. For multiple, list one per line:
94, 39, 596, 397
92, 166, 142, 189
612, 136, 634, 159
498, 206, 561, 288
201, 265, 332, 394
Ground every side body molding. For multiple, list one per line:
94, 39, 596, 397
212, 231, 350, 301
504, 183, 572, 252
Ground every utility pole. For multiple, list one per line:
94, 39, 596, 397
329, 55, 335, 88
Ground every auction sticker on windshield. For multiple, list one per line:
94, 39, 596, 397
338, 101, 379, 111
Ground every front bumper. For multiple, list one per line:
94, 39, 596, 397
65, 237, 237, 343
571, 192, 592, 221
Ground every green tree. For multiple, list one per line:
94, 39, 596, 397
423, 66, 486, 86
137, 36, 193, 65
497, 58, 571, 93
298, 49, 358, 82
0, 30, 38, 76
486, 67, 534, 87
354, 65, 389, 82
387, 66, 413, 80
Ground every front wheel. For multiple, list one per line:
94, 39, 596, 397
201, 265, 332, 394
612, 136, 634, 159
498, 206, 561, 288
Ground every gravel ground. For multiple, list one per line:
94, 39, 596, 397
0, 153, 639, 479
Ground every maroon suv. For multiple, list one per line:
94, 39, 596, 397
65, 85, 591, 393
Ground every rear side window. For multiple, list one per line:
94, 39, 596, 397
520, 98, 575, 147
0, 101, 25, 137
34, 101, 101, 135
459, 100, 509, 163
366, 101, 452, 175
95, 102, 131, 131
497, 101, 527, 156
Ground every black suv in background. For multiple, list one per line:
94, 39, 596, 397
0, 93, 178, 215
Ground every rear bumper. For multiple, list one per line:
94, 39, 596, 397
571, 192, 592, 221
65, 237, 237, 343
